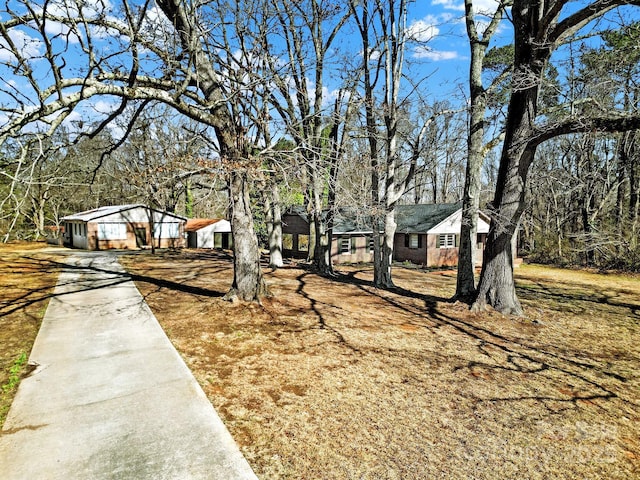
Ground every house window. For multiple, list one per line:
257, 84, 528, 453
405, 233, 422, 249
153, 223, 180, 239
298, 234, 309, 252
283, 233, 293, 250
368, 236, 375, 253
98, 223, 127, 240
438, 234, 456, 248
340, 237, 351, 254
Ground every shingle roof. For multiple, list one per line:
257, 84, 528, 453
285, 202, 463, 234
395, 203, 462, 233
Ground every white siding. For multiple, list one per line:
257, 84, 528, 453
194, 220, 231, 248
427, 209, 490, 235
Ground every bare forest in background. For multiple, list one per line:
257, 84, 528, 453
1, 1, 639, 306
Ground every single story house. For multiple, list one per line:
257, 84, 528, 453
282, 203, 491, 267
61, 204, 186, 250
185, 218, 233, 249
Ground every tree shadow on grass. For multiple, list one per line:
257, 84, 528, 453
292, 267, 638, 414
0, 252, 226, 321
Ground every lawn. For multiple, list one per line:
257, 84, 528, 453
120, 251, 640, 480
0, 242, 60, 425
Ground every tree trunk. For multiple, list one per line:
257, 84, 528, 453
457, 0, 508, 301
264, 181, 284, 269
627, 133, 639, 226
473, 139, 534, 315
472, 89, 539, 315
471, 0, 554, 315
374, 208, 396, 288
312, 212, 333, 275
456, 36, 485, 300
226, 169, 269, 302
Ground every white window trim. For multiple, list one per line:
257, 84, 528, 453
153, 222, 180, 239
98, 223, 127, 240
438, 233, 456, 249
340, 237, 351, 254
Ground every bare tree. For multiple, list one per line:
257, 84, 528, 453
473, 0, 640, 314
0, 0, 268, 300
259, 0, 353, 275
455, 0, 510, 301
351, 0, 435, 288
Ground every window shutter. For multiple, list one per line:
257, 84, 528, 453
405, 234, 409, 248
418, 234, 423, 249
455, 234, 460, 247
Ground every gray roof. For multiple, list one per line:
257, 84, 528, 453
285, 203, 462, 234
395, 203, 462, 234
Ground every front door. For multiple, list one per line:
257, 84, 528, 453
135, 228, 147, 247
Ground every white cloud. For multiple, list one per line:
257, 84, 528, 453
92, 99, 118, 115
357, 48, 382, 62
433, 0, 502, 15
41, 0, 114, 18
407, 19, 439, 43
60, 109, 83, 130
0, 29, 43, 63
413, 46, 459, 61
431, 0, 465, 12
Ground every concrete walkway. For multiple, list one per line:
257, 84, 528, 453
0, 253, 258, 480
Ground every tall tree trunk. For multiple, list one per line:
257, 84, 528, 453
156, 0, 267, 302
472, 78, 541, 315
456, 0, 507, 301
615, 133, 627, 232
472, 0, 557, 315
627, 133, 639, 226
456, 37, 485, 300
226, 169, 269, 302
374, 208, 396, 288
264, 180, 284, 268
473, 142, 529, 315
312, 208, 333, 275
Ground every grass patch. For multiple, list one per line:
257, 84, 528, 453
0, 242, 60, 426
121, 252, 640, 479
2, 352, 28, 394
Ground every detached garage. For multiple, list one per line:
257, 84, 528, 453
61, 204, 186, 250
185, 218, 233, 249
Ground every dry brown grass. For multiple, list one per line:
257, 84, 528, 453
120, 251, 640, 480
0, 242, 60, 425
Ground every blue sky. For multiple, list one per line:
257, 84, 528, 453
1, 0, 638, 137
402, 0, 513, 102
401, 0, 640, 103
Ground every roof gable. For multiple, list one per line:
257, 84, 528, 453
62, 204, 186, 222
185, 218, 228, 232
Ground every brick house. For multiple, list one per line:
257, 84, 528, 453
282, 203, 491, 267
61, 204, 186, 250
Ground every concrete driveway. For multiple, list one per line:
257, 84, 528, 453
0, 252, 258, 479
